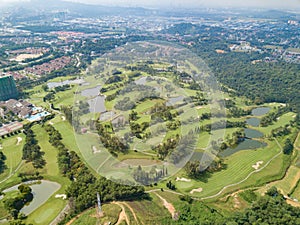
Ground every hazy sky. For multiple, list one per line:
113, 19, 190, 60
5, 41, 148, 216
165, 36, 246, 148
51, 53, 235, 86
0, 0, 300, 10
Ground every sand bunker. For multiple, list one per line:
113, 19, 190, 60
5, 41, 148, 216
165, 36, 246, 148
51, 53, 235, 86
252, 161, 263, 170
16, 137, 23, 145
61, 116, 66, 121
92, 146, 101, 154
176, 177, 191, 182
190, 187, 203, 194
55, 194, 67, 200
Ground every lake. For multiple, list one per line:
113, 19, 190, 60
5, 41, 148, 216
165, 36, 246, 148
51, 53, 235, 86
47, 78, 86, 89
2, 180, 61, 216
219, 139, 267, 158
251, 107, 270, 117
245, 128, 264, 138
246, 117, 260, 127
99, 111, 116, 121
135, 76, 147, 85
88, 96, 106, 113
81, 85, 101, 97
166, 96, 185, 106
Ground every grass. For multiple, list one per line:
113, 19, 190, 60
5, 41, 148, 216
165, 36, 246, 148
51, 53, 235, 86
0, 134, 24, 184
126, 194, 171, 224
257, 112, 296, 136
32, 125, 59, 177
24, 124, 70, 225
174, 139, 281, 198
72, 204, 121, 225
26, 197, 66, 225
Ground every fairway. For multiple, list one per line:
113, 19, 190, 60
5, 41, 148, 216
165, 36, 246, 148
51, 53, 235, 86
175, 140, 281, 198
0, 134, 24, 183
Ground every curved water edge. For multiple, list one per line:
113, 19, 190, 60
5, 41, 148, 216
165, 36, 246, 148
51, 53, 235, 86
246, 117, 260, 127
219, 107, 270, 157
251, 107, 271, 117
0, 180, 61, 216
245, 128, 264, 139
219, 140, 267, 157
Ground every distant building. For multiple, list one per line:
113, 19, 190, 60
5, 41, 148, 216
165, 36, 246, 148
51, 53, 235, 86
0, 75, 18, 101
0, 99, 33, 119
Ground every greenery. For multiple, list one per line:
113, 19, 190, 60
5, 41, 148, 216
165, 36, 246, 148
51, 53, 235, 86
3, 184, 33, 219
22, 128, 45, 169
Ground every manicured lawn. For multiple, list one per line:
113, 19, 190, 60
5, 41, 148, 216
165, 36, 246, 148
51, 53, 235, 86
257, 112, 296, 136
25, 124, 70, 224
32, 125, 59, 177
175, 139, 281, 198
26, 197, 66, 225
0, 134, 24, 183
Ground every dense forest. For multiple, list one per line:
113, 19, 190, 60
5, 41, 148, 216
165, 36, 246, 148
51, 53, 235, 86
190, 40, 300, 113
161, 23, 300, 113
172, 187, 300, 225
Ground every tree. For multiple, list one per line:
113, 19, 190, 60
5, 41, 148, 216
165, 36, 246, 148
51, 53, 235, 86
283, 138, 293, 155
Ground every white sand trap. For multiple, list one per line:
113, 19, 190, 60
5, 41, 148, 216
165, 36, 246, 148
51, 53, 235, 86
176, 177, 191, 182
49, 121, 54, 125
16, 137, 23, 145
0, 144, 2, 150
61, 116, 66, 121
92, 146, 101, 154
196, 106, 204, 109
190, 187, 203, 194
55, 194, 67, 200
252, 161, 263, 170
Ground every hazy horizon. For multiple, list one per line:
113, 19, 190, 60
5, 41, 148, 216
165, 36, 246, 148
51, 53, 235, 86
0, 0, 300, 10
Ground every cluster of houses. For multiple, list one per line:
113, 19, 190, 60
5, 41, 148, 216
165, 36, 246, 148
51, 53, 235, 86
0, 99, 33, 119
24, 56, 72, 76
8, 47, 50, 55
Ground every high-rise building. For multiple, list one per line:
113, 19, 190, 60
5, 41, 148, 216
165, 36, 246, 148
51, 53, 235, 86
0, 75, 18, 101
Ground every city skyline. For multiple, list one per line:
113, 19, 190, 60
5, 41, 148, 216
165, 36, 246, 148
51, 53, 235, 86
0, 0, 300, 10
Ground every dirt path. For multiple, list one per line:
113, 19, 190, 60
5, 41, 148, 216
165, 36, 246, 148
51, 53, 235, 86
113, 202, 130, 225
122, 202, 141, 225
286, 199, 300, 207
154, 192, 176, 218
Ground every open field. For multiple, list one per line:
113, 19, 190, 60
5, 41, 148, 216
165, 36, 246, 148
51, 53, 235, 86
71, 203, 122, 225
125, 193, 172, 224
0, 134, 24, 184
257, 112, 296, 135
174, 140, 281, 198
17, 125, 70, 224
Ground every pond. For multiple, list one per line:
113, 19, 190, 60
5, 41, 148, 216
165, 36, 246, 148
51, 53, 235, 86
245, 128, 264, 139
190, 152, 213, 162
251, 107, 270, 117
87, 96, 106, 113
135, 76, 147, 85
166, 96, 185, 106
81, 85, 101, 97
99, 111, 116, 121
219, 139, 267, 158
246, 117, 260, 127
115, 159, 162, 167
2, 180, 61, 216
47, 78, 86, 89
